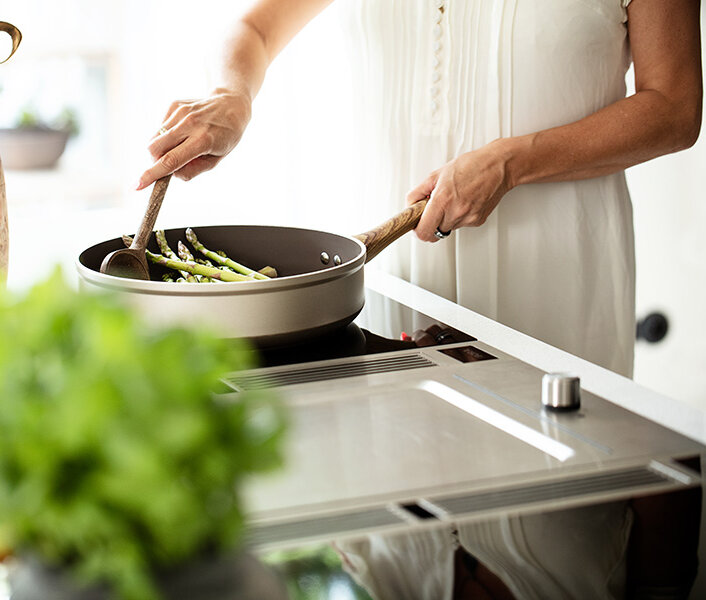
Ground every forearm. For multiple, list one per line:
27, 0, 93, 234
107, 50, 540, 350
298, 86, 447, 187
506, 0, 702, 188
218, 20, 270, 102
505, 89, 702, 188
218, 0, 334, 101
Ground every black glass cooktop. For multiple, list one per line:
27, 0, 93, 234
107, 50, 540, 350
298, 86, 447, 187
254, 288, 492, 368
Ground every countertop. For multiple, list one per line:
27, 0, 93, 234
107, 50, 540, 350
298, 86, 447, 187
364, 269, 706, 447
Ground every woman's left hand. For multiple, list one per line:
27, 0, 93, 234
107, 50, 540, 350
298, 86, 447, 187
406, 140, 514, 242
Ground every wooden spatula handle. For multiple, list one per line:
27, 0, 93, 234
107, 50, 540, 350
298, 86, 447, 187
354, 199, 428, 263
131, 175, 171, 250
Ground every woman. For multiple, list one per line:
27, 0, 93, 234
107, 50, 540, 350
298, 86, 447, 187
138, 1, 702, 598
137, 0, 701, 379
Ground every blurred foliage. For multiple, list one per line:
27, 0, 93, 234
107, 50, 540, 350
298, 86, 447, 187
0, 269, 287, 600
266, 545, 373, 600
15, 107, 39, 128
14, 105, 80, 136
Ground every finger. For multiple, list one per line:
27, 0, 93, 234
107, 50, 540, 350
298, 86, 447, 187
137, 137, 209, 190
162, 99, 195, 123
406, 172, 438, 207
174, 155, 220, 182
153, 105, 198, 142
148, 105, 199, 150
148, 127, 188, 161
149, 105, 207, 160
415, 188, 448, 242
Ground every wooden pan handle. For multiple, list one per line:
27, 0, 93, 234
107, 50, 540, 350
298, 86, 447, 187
354, 199, 427, 263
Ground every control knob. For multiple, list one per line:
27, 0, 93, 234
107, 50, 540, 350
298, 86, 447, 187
541, 373, 581, 411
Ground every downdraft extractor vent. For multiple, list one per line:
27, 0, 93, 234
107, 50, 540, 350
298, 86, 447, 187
245, 464, 693, 551
432, 467, 672, 517
248, 507, 404, 547
226, 353, 437, 390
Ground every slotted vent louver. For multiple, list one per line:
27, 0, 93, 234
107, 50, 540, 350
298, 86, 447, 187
225, 353, 437, 390
246, 467, 685, 550
432, 467, 671, 516
248, 507, 404, 547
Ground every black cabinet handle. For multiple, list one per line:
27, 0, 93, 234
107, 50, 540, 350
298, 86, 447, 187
636, 312, 669, 343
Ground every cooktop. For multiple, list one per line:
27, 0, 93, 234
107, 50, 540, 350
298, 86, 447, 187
254, 288, 484, 368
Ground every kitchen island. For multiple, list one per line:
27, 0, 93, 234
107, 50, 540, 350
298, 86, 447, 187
227, 270, 705, 599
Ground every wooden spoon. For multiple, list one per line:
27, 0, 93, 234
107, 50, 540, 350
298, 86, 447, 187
100, 175, 171, 280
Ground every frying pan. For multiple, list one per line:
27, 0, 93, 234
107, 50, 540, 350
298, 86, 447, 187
77, 200, 426, 346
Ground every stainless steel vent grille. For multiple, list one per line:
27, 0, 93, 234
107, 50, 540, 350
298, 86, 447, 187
246, 466, 692, 550
432, 467, 670, 516
226, 353, 437, 390
248, 507, 404, 547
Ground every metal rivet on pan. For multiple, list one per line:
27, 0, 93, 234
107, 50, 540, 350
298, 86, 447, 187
320, 252, 330, 265
333, 255, 342, 265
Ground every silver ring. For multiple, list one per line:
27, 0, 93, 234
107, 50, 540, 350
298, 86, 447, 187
434, 227, 451, 240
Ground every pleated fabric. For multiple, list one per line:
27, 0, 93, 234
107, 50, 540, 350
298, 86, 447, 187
340, 0, 635, 377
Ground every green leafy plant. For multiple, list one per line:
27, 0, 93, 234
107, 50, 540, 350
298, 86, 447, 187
0, 269, 286, 599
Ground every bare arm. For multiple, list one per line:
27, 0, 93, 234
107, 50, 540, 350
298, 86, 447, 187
508, 0, 702, 184
409, 0, 702, 241
137, 0, 332, 189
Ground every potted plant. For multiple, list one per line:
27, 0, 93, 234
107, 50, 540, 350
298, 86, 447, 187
0, 106, 79, 170
0, 269, 289, 600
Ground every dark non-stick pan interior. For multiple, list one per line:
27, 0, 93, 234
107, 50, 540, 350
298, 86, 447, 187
80, 225, 364, 281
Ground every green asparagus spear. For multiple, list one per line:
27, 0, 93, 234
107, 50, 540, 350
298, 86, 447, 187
156, 230, 197, 283
121, 235, 255, 282
185, 228, 269, 280
147, 251, 254, 282
177, 240, 217, 283
177, 240, 206, 265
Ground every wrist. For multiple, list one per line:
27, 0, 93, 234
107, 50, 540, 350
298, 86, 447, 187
213, 83, 253, 105
490, 135, 534, 190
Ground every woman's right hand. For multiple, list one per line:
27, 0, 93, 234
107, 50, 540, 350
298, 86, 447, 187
136, 87, 252, 190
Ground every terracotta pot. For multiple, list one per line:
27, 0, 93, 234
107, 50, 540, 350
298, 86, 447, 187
9, 553, 288, 600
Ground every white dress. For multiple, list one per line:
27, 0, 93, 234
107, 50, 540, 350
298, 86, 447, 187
341, 0, 636, 378
336, 1, 636, 598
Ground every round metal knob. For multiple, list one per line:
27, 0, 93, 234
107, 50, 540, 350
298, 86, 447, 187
542, 373, 581, 411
